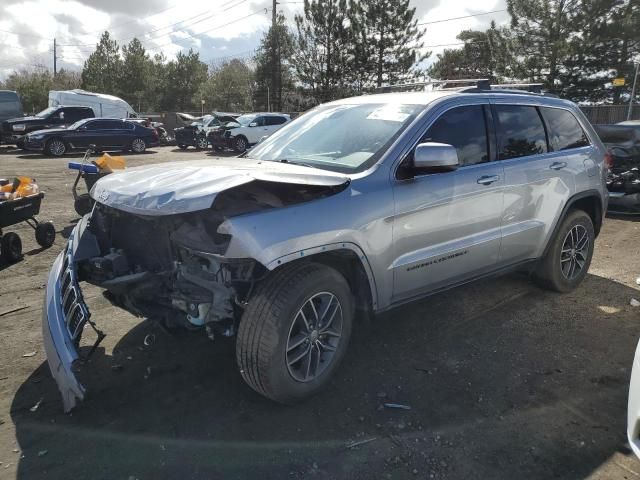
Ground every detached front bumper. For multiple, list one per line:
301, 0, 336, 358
42, 230, 91, 412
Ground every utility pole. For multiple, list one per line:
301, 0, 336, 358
271, 0, 278, 112
53, 38, 57, 76
628, 61, 639, 121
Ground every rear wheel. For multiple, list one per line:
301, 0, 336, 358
178, 144, 188, 150
232, 136, 248, 153
131, 138, 146, 153
35, 222, 56, 248
534, 209, 595, 293
236, 262, 353, 404
46, 138, 66, 157
1, 232, 22, 263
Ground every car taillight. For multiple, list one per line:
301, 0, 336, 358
604, 151, 614, 169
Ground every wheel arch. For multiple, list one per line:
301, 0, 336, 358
542, 189, 604, 258
266, 244, 379, 315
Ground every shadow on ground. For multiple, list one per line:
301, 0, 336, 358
10, 273, 640, 479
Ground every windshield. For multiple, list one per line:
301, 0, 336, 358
235, 114, 258, 126
36, 107, 58, 118
246, 103, 421, 173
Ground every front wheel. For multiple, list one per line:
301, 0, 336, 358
236, 262, 353, 404
534, 209, 595, 293
196, 135, 208, 150
131, 138, 146, 153
178, 144, 188, 150
232, 136, 248, 153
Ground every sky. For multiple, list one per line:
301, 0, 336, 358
0, 0, 510, 80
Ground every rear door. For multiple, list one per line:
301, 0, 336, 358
391, 103, 505, 302
496, 103, 587, 264
264, 115, 287, 136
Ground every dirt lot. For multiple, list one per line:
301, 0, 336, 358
1, 145, 640, 480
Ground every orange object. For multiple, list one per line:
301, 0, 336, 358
93, 153, 126, 173
0, 176, 38, 200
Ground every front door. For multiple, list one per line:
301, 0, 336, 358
391, 104, 505, 303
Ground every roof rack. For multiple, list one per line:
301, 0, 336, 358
377, 79, 490, 93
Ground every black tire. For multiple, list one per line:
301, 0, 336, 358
45, 138, 66, 157
237, 262, 354, 404
178, 144, 188, 150
35, 221, 56, 248
195, 135, 208, 150
232, 136, 248, 153
1, 232, 22, 263
74, 194, 94, 216
534, 209, 595, 293
214, 146, 224, 152
131, 138, 146, 153
16, 139, 26, 150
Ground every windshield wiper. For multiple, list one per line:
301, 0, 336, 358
278, 159, 314, 168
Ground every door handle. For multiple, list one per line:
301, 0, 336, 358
550, 161, 567, 170
477, 175, 500, 185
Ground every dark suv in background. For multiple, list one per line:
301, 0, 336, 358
1, 105, 94, 148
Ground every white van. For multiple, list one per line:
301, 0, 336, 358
48, 89, 136, 119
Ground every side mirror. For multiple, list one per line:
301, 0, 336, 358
59, 112, 65, 119
413, 142, 459, 171
249, 122, 257, 127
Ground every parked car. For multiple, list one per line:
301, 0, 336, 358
2, 105, 94, 148
174, 113, 238, 150
217, 112, 291, 153
593, 123, 640, 213
42, 86, 607, 412
24, 118, 159, 156
0, 90, 23, 145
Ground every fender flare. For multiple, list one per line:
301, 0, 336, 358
265, 241, 380, 310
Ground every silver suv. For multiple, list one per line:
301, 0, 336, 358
42, 87, 608, 411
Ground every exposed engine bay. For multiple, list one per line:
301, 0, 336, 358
77, 179, 346, 338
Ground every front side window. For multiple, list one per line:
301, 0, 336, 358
495, 105, 548, 160
36, 107, 57, 118
541, 107, 590, 151
421, 105, 489, 166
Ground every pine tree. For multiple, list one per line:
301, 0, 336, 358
80, 31, 122, 95
507, 0, 582, 90
254, 13, 295, 111
160, 49, 208, 111
292, 0, 351, 103
349, 0, 427, 88
120, 38, 151, 111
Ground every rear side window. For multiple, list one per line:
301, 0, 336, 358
541, 108, 590, 151
266, 116, 287, 126
421, 105, 489, 166
495, 105, 548, 160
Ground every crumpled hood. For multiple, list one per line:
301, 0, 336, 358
90, 158, 350, 216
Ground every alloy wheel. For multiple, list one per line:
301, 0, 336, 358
286, 292, 343, 383
197, 136, 208, 149
560, 224, 589, 280
131, 138, 146, 153
49, 139, 65, 156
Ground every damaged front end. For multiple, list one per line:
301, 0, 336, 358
42, 161, 349, 411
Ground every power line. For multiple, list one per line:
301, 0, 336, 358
417, 9, 507, 26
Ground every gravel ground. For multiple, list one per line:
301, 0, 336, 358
0, 145, 640, 480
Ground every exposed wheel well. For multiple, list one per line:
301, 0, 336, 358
274, 250, 374, 319
569, 195, 602, 236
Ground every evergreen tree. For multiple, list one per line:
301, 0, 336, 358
120, 38, 151, 111
292, 0, 351, 103
200, 59, 255, 111
254, 13, 295, 111
161, 49, 208, 111
80, 31, 123, 95
507, 0, 582, 90
349, 0, 427, 88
